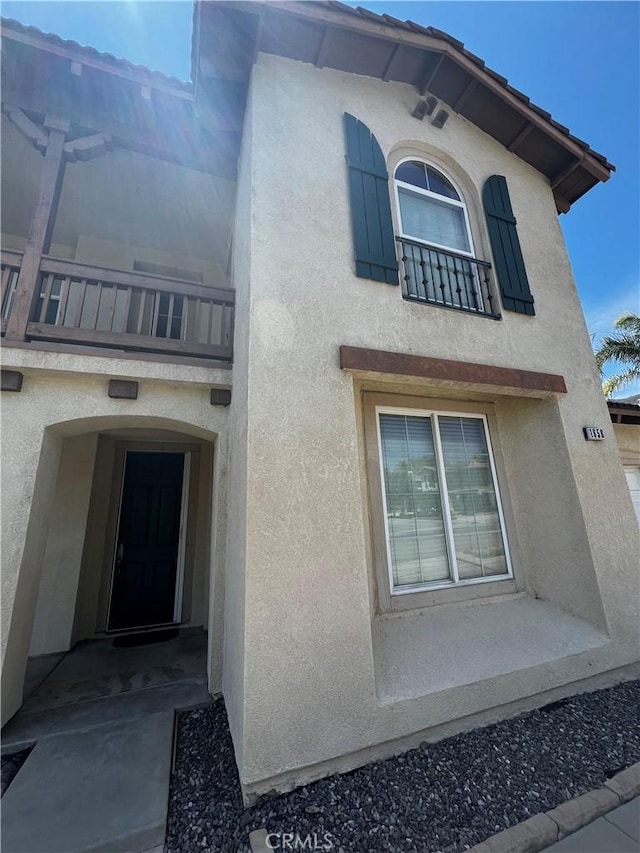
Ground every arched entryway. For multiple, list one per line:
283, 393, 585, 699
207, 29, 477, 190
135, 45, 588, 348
2, 414, 225, 726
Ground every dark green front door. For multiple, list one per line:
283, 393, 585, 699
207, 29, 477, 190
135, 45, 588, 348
108, 451, 184, 631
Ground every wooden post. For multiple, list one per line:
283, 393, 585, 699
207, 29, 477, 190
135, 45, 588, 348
5, 116, 69, 341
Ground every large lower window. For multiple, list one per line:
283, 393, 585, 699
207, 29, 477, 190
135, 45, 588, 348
377, 408, 512, 593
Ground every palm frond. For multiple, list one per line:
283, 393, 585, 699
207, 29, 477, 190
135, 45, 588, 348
602, 365, 640, 396
594, 312, 640, 378
613, 313, 640, 334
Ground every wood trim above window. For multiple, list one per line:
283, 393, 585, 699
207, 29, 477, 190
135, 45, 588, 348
340, 346, 567, 395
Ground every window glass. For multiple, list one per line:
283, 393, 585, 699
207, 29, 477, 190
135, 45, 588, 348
379, 411, 510, 592
395, 161, 461, 201
379, 414, 450, 588
426, 165, 459, 200
438, 417, 508, 579
395, 161, 428, 190
394, 161, 471, 256
398, 187, 470, 253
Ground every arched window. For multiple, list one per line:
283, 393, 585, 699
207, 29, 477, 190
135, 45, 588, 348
394, 160, 493, 313
394, 160, 473, 255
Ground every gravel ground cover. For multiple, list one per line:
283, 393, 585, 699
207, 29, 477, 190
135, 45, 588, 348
1, 748, 32, 797
166, 679, 640, 853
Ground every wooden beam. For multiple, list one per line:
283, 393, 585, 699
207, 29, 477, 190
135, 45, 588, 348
2, 104, 48, 152
2, 85, 238, 180
339, 345, 568, 394
382, 43, 402, 81
551, 157, 583, 190
507, 123, 533, 153
315, 26, 333, 68
39, 257, 235, 305
5, 120, 69, 341
2, 338, 233, 370
63, 132, 113, 162
0, 249, 25, 267
26, 322, 232, 359
250, 8, 266, 67
420, 55, 444, 96
453, 79, 478, 112
554, 193, 571, 215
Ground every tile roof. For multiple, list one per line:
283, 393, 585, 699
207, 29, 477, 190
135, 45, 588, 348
2, 2, 615, 176
0, 16, 193, 93
608, 399, 640, 409
322, 1, 613, 171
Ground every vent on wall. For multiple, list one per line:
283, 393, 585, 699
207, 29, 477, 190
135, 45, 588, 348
132, 260, 204, 283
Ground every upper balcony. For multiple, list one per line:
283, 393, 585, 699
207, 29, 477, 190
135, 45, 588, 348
1, 249, 234, 363
0, 21, 239, 367
1, 112, 235, 366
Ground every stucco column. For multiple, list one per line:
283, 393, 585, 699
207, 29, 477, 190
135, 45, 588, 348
29, 434, 99, 657
1, 426, 62, 724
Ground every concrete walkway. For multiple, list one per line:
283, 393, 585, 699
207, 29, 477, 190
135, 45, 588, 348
1, 628, 211, 853
544, 797, 639, 852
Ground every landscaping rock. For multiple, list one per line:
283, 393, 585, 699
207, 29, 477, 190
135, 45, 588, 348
166, 679, 640, 852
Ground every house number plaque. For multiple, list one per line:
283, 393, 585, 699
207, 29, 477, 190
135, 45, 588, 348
583, 426, 605, 441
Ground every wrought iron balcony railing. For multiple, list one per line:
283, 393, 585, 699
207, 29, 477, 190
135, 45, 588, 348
397, 237, 500, 319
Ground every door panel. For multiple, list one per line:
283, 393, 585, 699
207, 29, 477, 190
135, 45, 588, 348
108, 451, 185, 631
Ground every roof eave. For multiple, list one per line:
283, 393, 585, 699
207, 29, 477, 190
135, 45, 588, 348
193, 0, 614, 210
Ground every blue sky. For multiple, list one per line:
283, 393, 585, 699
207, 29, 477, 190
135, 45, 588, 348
3, 1, 638, 395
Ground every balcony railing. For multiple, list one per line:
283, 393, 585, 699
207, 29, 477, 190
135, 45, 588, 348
1, 252, 235, 363
397, 237, 500, 319
1, 249, 23, 335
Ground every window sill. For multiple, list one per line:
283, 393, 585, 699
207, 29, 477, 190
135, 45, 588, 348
388, 576, 517, 613
372, 594, 610, 705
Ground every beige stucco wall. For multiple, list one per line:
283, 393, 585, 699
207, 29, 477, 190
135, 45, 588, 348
0, 114, 43, 248
1, 116, 233, 285
224, 53, 640, 796
51, 147, 234, 282
0, 347, 230, 723
614, 422, 640, 465
222, 74, 254, 767
2, 119, 235, 314
73, 235, 222, 289
73, 434, 118, 643
29, 433, 99, 656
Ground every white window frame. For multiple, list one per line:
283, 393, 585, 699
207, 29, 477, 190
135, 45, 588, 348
393, 158, 476, 258
375, 405, 513, 595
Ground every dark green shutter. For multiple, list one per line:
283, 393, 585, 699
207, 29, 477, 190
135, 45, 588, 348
483, 175, 535, 316
344, 113, 398, 285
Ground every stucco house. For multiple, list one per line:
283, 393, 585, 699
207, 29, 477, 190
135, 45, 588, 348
1, 1, 639, 802
608, 397, 640, 526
